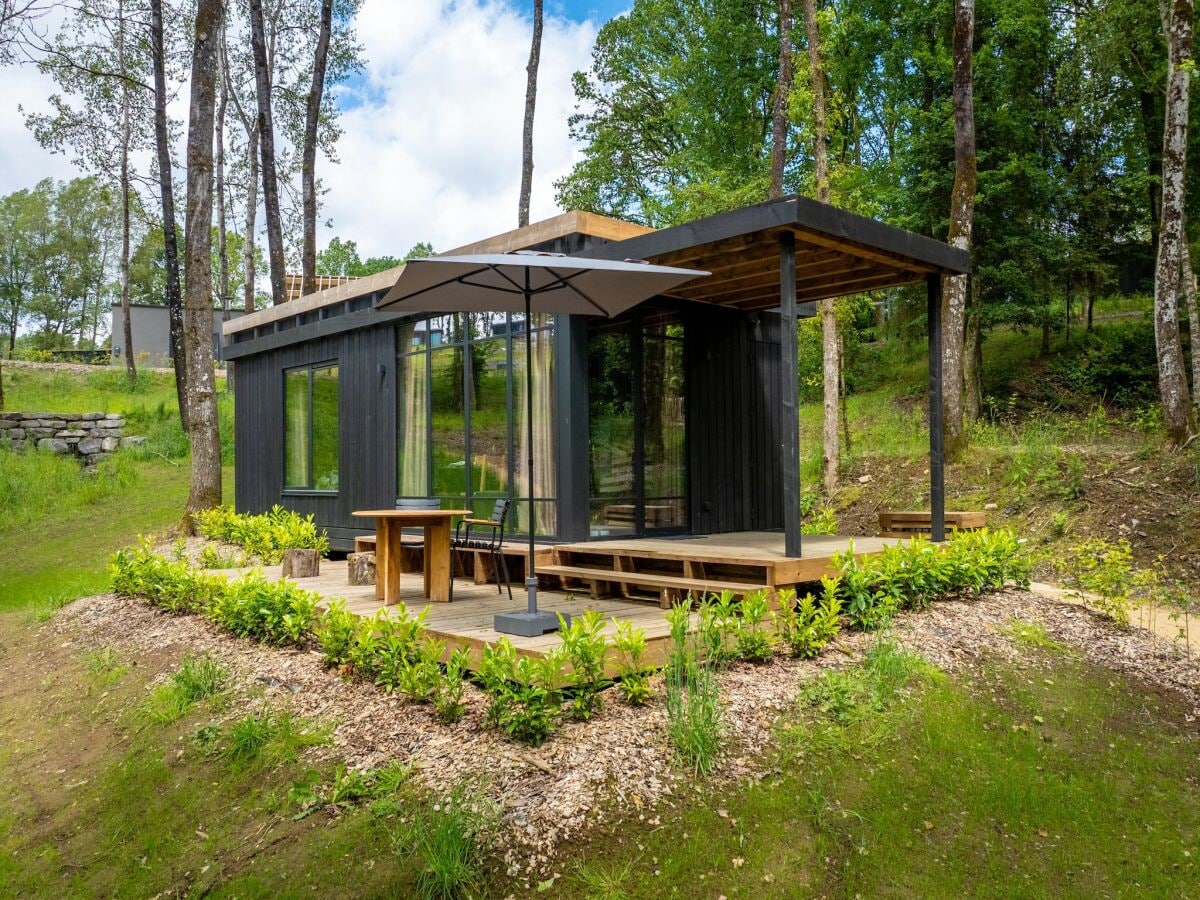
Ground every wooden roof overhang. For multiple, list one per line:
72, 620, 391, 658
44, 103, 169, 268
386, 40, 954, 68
585, 195, 971, 311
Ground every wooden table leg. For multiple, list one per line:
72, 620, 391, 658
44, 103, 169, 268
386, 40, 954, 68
422, 526, 432, 598
380, 519, 402, 605
374, 517, 387, 602
426, 519, 453, 602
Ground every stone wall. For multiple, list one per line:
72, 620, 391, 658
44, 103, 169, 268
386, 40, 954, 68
0, 412, 145, 465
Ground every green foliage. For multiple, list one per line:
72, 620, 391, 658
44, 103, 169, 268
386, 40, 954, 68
193, 504, 330, 564
224, 710, 327, 766
733, 589, 775, 662
110, 540, 225, 615
1051, 320, 1160, 407
198, 544, 245, 569
696, 590, 739, 667
1000, 618, 1068, 653
611, 618, 653, 706
142, 654, 227, 725
396, 783, 497, 900
559, 610, 610, 721
314, 600, 360, 668
210, 571, 319, 645
664, 617, 722, 777
476, 639, 564, 746
774, 582, 843, 659
833, 530, 1031, 630
1049, 537, 1188, 629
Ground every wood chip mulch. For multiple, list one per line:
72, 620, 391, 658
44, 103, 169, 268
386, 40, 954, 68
52, 587, 1200, 875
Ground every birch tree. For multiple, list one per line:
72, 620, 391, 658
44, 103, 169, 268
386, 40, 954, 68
802, 0, 839, 495
518, 0, 543, 227
300, 0, 332, 295
248, 0, 286, 306
943, 0, 976, 456
1153, 0, 1195, 444
183, 0, 224, 524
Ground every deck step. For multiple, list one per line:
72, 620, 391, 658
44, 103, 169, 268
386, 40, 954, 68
536, 564, 764, 596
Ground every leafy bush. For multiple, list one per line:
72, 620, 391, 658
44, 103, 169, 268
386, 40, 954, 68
696, 590, 739, 667
733, 589, 775, 662
1050, 319, 1159, 407
194, 504, 329, 564
1054, 537, 1149, 627
559, 610, 610, 720
477, 638, 564, 746
198, 544, 245, 569
775, 581, 842, 658
432, 647, 472, 724
210, 571, 319, 645
612, 618, 653, 705
110, 541, 224, 615
315, 600, 360, 668
833, 529, 1030, 629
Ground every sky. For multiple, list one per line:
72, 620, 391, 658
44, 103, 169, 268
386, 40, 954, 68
0, 0, 627, 261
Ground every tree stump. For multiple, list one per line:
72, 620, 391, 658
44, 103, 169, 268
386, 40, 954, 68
348, 551, 376, 586
282, 548, 321, 578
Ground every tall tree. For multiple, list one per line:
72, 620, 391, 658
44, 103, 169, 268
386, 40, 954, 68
182, 0, 224, 525
215, 15, 230, 320
942, 0, 976, 455
248, 0, 286, 306
1154, 0, 1195, 443
301, 0, 333, 295
518, 0, 543, 227
220, 26, 258, 314
769, 0, 793, 199
803, 0, 839, 495
116, 0, 135, 380
150, 0, 188, 423
1182, 239, 1199, 414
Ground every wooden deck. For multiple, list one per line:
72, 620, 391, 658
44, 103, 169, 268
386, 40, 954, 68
218, 532, 894, 669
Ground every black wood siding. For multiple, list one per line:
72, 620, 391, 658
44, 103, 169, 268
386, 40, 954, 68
685, 308, 783, 534
234, 323, 396, 549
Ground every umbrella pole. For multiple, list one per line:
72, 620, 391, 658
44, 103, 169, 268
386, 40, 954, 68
494, 274, 567, 636
525, 287, 538, 616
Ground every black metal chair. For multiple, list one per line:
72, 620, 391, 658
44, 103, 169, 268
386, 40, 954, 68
450, 498, 514, 602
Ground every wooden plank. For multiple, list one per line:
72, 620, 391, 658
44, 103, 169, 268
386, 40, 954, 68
537, 565, 765, 595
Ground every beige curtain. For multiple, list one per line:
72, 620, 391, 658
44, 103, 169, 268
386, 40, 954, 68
515, 325, 556, 534
397, 325, 428, 496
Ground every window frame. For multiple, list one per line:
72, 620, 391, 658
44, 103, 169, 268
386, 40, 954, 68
282, 359, 340, 496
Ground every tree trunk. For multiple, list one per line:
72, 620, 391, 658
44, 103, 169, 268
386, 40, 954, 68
301, 0, 333, 296
182, 0, 224, 528
803, 0, 838, 494
249, 0, 286, 306
216, 31, 230, 322
151, 0, 188, 428
769, 0, 793, 199
244, 125, 259, 313
1183, 241, 1200, 413
518, 0, 543, 227
963, 284, 982, 421
1153, 0, 1196, 445
942, 0, 975, 459
117, 0, 136, 383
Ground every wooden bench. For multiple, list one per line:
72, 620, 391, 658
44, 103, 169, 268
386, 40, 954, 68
537, 563, 766, 608
878, 510, 986, 538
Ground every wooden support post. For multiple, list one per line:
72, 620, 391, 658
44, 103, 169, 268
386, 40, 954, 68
927, 273, 946, 542
779, 231, 802, 558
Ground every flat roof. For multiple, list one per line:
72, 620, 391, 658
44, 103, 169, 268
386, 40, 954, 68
223, 211, 653, 336
586, 195, 971, 309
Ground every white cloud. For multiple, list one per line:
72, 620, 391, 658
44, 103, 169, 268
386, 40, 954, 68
320, 0, 600, 258
0, 0, 602, 262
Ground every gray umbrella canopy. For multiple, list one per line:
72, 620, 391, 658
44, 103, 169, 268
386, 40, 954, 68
377, 252, 706, 317
379, 250, 708, 637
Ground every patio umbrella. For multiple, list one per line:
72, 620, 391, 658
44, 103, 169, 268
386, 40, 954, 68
378, 251, 708, 636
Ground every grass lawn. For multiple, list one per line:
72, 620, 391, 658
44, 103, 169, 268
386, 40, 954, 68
0, 460, 233, 614
555, 640, 1200, 899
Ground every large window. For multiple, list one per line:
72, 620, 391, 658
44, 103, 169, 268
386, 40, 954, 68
284, 363, 339, 491
397, 313, 556, 535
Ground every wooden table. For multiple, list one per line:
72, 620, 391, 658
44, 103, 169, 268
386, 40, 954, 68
352, 509, 472, 604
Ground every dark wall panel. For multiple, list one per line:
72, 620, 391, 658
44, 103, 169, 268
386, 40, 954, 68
234, 324, 396, 549
685, 307, 783, 535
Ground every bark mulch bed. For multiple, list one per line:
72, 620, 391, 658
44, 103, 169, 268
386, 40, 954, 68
53, 587, 1200, 875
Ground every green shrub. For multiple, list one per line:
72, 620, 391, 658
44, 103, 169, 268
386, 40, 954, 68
733, 589, 775, 662
198, 544, 245, 569
315, 600, 360, 668
696, 590, 739, 667
143, 654, 227, 724
432, 647, 472, 724
775, 581, 842, 658
612, 618, 653, 705
559, 609, 610, 721
110, 541, 224, 615
210, 570, 319, 645
194, 504, 329, 564
477, 639, 564, 746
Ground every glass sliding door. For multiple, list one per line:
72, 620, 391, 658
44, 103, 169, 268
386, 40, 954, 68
587, 312, 686, 536
642, 320, 686, 530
